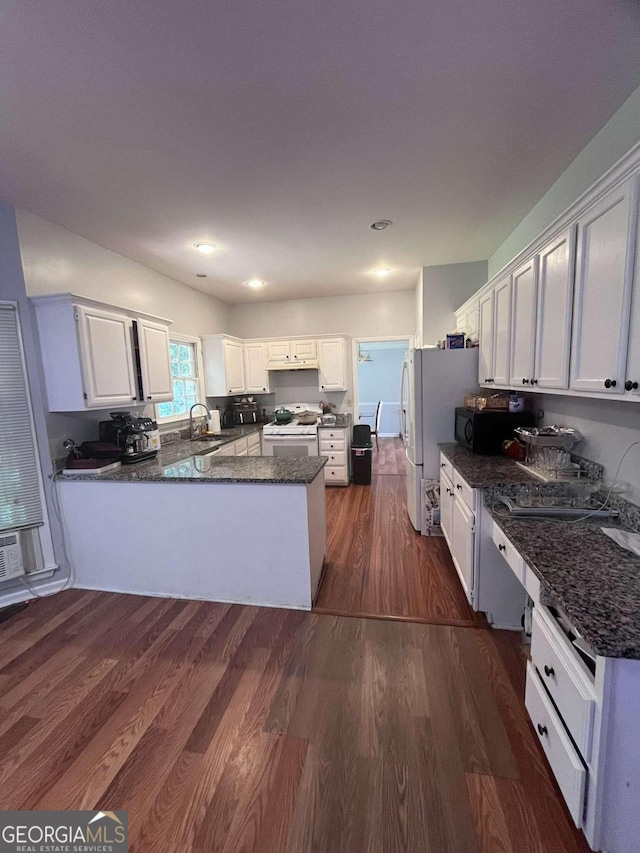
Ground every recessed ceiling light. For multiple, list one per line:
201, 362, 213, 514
373, 268, 391, 277
370, 220, 392, 231
194, 242, 217, 254
196, 273, 207, 278
246, 279, 265, 289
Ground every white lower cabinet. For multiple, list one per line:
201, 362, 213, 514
439, 454, 525, 625
492, 517, 640, 853
525, 662, 587, 827
319, 425, 350, 485
450, 489, 475, 601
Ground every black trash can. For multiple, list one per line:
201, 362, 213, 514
351, 424, 373, 485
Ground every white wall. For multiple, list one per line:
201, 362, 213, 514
16, 210, 232, 457
17, 210, 230, 336
228, 290, 415, 340
489, 85, 640, 278
539, 395, 640, 506
420, 261, 487, 345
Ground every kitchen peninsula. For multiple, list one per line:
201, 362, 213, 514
57, 428, 327, 610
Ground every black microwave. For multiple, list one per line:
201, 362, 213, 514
455, 407, 535, 455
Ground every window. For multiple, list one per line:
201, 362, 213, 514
0, 304, 44, 532
155, 337, 204, 422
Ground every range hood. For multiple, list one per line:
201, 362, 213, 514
267, 360, 318, 371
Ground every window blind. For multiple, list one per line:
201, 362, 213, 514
0, 304, 44, 531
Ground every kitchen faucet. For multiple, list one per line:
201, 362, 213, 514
189, 402, 212, 438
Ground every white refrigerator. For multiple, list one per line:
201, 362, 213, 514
400, 347, 479, 532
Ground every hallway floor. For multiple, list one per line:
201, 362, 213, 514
315, 437, 485, 625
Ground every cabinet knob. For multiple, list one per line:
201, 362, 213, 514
531, 379, 538, 385
498, 543, 506, 552
522, 378, 529, 385
456, 484, 462, 490
537, 723, 548, 737
544, 665, 555, 678
604, 378, 617, 389
624, 380, 639, 391
147, 395, 152, 400
440, 462, 446, 468
132, 396, 137, 401
321, 385, 324, 389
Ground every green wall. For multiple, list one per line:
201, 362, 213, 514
488, 85, 640, 279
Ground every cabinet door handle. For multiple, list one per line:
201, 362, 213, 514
604, 378, 617, 389
132, 396, 137, 401
544, 665, 555, 678
498, 543, 506, 552
147, 395, 152, 400
441, 462, 446, 468
522, 378, 529, 385
624, 380, 639, 391
456, 484, 462, 490
532, 379, 538, 385
537, 723, 548, 737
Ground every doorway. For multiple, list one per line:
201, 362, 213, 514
353, 337, 411, 438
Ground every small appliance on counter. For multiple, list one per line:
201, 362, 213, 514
229, 399, 261, 425
98, 412, 160, 464
455, 407, 535, 455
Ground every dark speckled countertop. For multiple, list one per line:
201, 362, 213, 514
62, 425, 326, 485
438, 442, 536, 487
439, 443, 640, 659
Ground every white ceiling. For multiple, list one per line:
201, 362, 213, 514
1, 0, 639, 304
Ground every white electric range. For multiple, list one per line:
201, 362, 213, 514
262, 403, 322, 456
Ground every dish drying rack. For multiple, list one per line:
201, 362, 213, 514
513, 426, 585, 482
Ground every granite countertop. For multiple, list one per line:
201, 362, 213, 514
439, 442, 640, 659
62, 425, 327, 484
487, 504, 640, 659
438, 443, 536, 487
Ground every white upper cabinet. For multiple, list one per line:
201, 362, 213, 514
223, 339, 245, 394
202, 335, 246, 396
534, 227, 576, 390
243, 342, 271, 394
466, 303, 479, 339
570, 178, 638, 394
478, 290, 495, 385
625, 206, 640, 397
510, 257, 538, 388
318, 337, 347, 391
291, 339, 318, 364
266, 341, 292, 367
76, 305, 139, 408
492, 276, 512, 386
265, 339, 319, 369
32, 295, 172, 412
136, 319, 173, 403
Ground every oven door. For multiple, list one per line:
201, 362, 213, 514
262, 434, 319, 456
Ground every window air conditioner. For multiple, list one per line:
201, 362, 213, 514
0, 533, 25, 581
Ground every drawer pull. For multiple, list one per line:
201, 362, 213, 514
544, 665, 555, 678
537, 723, 548, 737
498, 543, 506, 552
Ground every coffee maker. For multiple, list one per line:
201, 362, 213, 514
99, 412, 160, 464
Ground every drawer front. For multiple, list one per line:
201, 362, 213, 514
439, 453, 453, 482
452, 470, 476, 511
247, 431, 261, 449
248, 445, 261, 456
319, 428, 347, 441
324, 465, 348, 484
321, 450, 347, 467
525, 663, 586, 827
491, 521, 524, 583
319, 437, 346, 452
217, 444, 235, 456
531, 609, 595, 760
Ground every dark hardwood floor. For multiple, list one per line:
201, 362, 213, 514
315, 437, 485, 625
0, 590, 590, 852
0, 439, 591, 851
